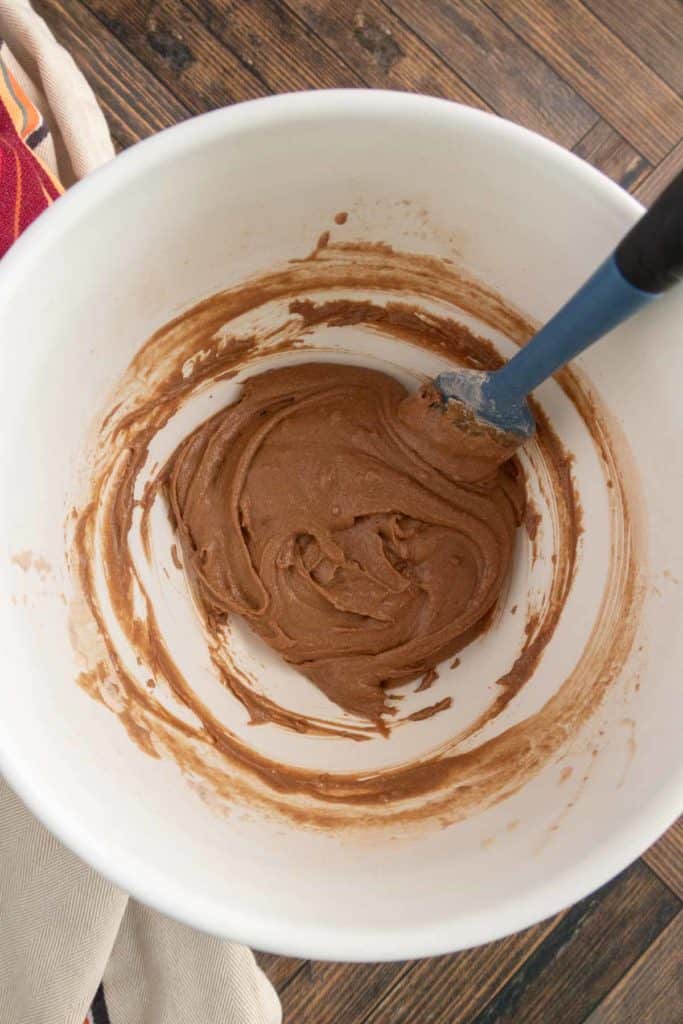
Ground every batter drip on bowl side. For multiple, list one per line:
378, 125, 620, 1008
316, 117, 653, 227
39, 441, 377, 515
68, 243, 644, 830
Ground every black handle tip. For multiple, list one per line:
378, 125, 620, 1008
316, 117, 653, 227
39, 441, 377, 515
615, 169, 683, 294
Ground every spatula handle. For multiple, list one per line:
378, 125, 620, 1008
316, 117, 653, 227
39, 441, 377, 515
490, 170, 683, 405
616, 169, 683, 293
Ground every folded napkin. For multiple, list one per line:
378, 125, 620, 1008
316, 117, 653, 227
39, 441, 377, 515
0, 3, 281, 1021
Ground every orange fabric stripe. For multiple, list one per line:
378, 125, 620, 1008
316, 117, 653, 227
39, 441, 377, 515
0, 53, 61, 194
9, 72, 40, 139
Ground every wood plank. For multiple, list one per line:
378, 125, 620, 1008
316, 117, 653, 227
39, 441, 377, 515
361, 914, 563, 1024
583, 0, 683, 96
256, 952, 307, 993
278, 957, 413, 1023
376, 0, 597, 147
485, 0, 683, 163
466, 861, 680, 1024
183, 0, 363, 91
634, 141, 683, 207
34, 0, 190, 145
642, 818, 683, 900
572, 120, 651, 192
84, 0, 267, 112
584, 912, 683, 1024
291, 0, 490, 108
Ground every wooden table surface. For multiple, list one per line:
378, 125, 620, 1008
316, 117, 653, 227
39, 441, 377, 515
35, 1, 682, 1020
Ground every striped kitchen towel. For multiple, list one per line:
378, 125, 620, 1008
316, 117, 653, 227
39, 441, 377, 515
0, 33, 61, 253
0, 4, 281, 1023
0, 0, 113, 255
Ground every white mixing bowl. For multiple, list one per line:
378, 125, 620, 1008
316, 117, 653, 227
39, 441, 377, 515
0, 91, 681, 961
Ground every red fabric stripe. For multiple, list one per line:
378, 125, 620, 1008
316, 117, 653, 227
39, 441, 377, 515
0, 93, 60, 257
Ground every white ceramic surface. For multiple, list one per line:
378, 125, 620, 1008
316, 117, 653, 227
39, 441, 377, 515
0, 92, 681, 961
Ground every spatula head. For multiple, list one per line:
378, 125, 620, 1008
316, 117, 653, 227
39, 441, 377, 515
434, 369, 536, 439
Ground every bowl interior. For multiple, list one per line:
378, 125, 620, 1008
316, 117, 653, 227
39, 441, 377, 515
0, 93, 681, 959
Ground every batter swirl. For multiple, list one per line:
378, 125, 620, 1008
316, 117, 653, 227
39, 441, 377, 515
165, 364, 525, 725
68, 243, 642, 829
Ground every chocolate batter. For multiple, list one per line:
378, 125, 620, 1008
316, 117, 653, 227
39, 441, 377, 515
67, 241, 643, 830
165, 364, 525, 725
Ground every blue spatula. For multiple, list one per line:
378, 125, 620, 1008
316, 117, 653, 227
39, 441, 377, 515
435, 169, 683, 440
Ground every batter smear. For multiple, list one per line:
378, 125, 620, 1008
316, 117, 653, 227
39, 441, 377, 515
67, 242, 644, 830
165, 364, 525, 727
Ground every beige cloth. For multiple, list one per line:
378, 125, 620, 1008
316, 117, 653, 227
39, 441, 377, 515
0, 4, 281, 1021
0, 0, 114, 183
0, 780, 281, 1024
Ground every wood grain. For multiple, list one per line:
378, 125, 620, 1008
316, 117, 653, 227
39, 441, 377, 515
466, 862, 679, 1024
583, 913, 683, 1024
278, 958, 412, 1023
485, 0, 683, 163
293, 0, 489, 108
183, 0, 363, 92
276, 914, 563, 1024
634, 141, 683, 207
583, 0, 683, 96
362, 914, 562, 1024
84, 0, 268, 111
379, 0, 598, 147
572, 120, 651, 191
255, 952, 306, 992
33, 0, 190, 146
642, 818, 683, 900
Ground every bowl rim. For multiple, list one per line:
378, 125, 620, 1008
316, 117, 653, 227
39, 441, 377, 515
0, 89, 680, 962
